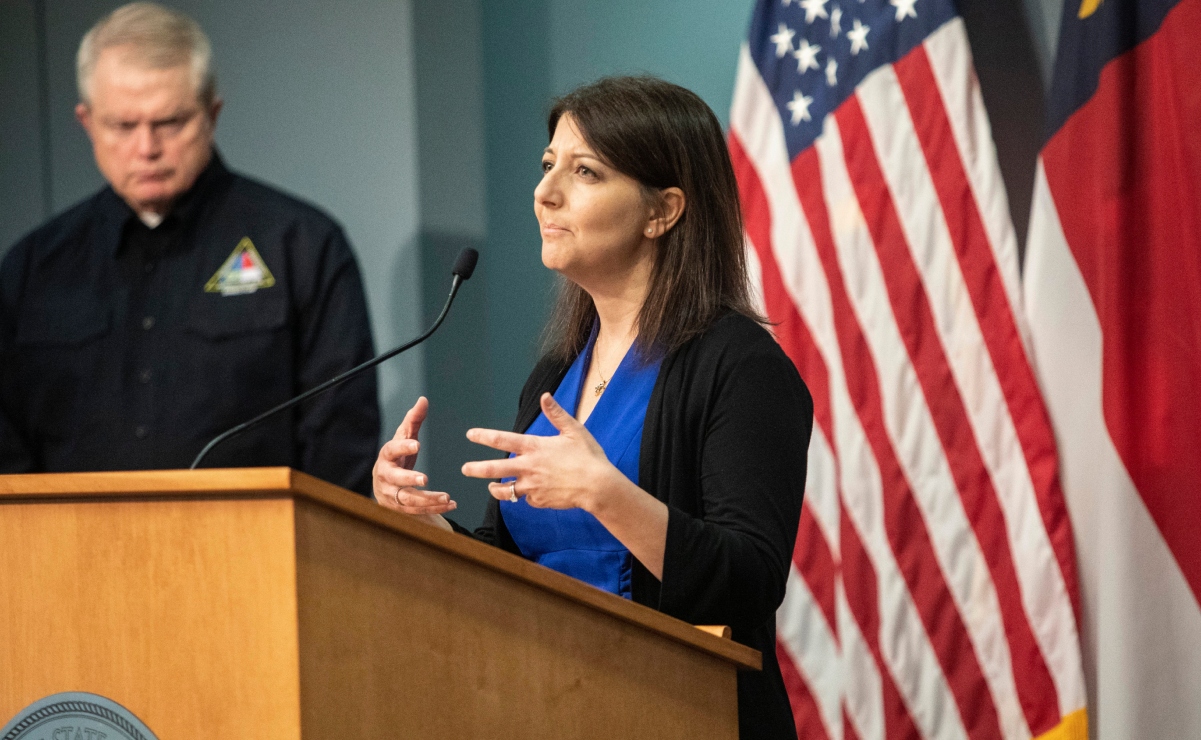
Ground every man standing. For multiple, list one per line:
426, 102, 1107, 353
0, 2, 381, 494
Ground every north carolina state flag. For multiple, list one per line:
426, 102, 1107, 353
1023, 0, 1201, 735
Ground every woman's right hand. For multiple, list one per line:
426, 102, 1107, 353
373, 396, 456, 528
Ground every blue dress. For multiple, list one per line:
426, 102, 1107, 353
499, 330, 661, 598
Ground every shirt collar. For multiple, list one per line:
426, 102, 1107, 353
101, 150, 232, 257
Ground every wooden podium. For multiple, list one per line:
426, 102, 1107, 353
0, 468, 758, 739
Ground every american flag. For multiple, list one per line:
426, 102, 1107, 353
727, 0, 1089, 737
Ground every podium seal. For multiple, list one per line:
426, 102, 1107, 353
1, 692, 159, 740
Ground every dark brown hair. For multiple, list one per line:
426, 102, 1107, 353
542, 75, 763, 361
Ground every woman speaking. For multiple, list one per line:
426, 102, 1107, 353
373, 76, 814, 739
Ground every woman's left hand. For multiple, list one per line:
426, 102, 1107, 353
462, 392, 623, 512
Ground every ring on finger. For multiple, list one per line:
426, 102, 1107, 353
509, 480, 518, 503
394, 487, 404, 507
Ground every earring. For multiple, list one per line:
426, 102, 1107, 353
646, 228, 653, 235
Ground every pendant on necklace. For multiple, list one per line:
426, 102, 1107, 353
593, 380, 607, 396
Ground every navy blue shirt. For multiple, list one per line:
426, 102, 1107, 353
0, 153, 380, 495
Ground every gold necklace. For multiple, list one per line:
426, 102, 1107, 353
592, 352, 611, 396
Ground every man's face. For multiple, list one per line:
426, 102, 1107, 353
76, 45, 221, 215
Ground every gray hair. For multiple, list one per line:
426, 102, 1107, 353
77, 2, 216, 106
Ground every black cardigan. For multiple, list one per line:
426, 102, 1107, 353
454, 312, 814, 739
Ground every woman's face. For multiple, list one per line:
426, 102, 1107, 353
535, 114, 654, 290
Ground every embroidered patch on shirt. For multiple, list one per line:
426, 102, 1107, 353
204, 237, 276, 296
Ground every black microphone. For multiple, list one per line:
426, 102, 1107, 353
190, 247, 479, 470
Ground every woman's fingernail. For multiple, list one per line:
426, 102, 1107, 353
417, 475, 427, 486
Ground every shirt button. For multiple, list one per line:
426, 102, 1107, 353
142, 316, 155, 330
138, 368, 152, 384
134, 425, 149, 439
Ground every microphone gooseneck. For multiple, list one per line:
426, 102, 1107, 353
189, 248, 479, 471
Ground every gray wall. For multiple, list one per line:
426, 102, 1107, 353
547, 0, 753, 126
1, 0, 1065, 529
1022, 0, 1066, 83
0, 1, 49, 251
0, 0, 424, 455
412, 0, 494, 524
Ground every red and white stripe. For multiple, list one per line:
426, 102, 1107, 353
731, 18, 1088, 740
1023, 1, 1201, 735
